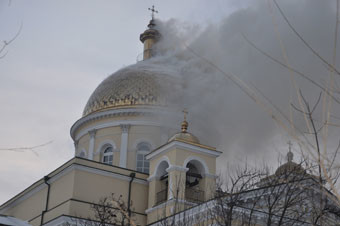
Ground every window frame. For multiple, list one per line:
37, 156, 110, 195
136, 142, 151, 173
102, 146, 114, 165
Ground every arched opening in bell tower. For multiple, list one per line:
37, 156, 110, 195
185, 160, 205, 203
154, 160, 169, 205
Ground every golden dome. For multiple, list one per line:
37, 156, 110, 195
83, 63, 174, 116
275, 151, 305, 176
168, 116, 200, 144
168, 132, 200, 144
275, 162, 305, 176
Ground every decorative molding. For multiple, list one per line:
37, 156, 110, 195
183, 156, 209, 175
88, 130, 96, 160
75, 120, 164, 141
88, 129, 97, 138
150, 156, 170, 178
166, 165, 188, 173
70, 107, 178, 139
95, 140, 118, 155
119, 128, 129, 168
132, 138, 155, 152
120, 124, 130, 133
146, 141, 221, 160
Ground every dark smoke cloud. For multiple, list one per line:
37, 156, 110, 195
143, 0, 340, 170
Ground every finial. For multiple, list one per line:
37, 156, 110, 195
181, 109, 188, 132
287, 141, 293, 162
148, 5, 158, 20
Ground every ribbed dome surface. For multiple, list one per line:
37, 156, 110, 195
83, 63, 175, 116
275, 161, 305, 176
168, 131, 200, 144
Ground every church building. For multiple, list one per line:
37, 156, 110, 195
0, 11, 222, 226
1, 9, 339, 226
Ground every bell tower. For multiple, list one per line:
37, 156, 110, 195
145, 112, 222, 224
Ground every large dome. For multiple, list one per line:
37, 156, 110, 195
83, 63, 177, 116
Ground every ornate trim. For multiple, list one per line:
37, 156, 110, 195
88, 129, 97, 138
166, 165, 188, 173
70, 107, 175, 139
146, 141, 222, 160
120, 124, 131, 133
183, 156, 209, 175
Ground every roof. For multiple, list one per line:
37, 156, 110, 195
83, 62, 177, 116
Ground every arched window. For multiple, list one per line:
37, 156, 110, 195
102, 146, 113, 165
136, 142, 151, 173
186, 163, 201, 188
185, 161, 204, 203
155, 160, 170, 205
78, 150, 86, 158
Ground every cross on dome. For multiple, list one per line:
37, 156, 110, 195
181, 109, 189, 132
148, 5, 158, 20
287, 140, 293, 162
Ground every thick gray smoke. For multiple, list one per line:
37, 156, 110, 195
141, 0, 340, 170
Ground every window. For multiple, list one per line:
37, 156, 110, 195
102, 146, 113, 165
78, 151, 86, 158
136, 142, 151, 173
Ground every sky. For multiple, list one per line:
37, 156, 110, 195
1, 0, 340, 204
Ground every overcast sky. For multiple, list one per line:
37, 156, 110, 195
1, 0, 339, 204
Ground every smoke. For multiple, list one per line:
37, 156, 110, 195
141, 0, 340, 169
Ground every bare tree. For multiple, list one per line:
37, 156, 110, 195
0, 2, 22, 59
205, 157, 340, 226
67, 193, 137, 226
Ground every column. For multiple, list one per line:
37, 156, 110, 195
119, 124, 130, 168
166, 165, 188, 200
88, 129, 96, 160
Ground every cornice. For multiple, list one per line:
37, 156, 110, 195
70, 106, 175, 139
146, 140, 222, 160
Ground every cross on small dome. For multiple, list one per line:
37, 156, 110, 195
287, 141, 293, 162
148, 5, 158, 20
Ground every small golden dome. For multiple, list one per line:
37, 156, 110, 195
168, 112, 200, 144
275, 151, 305, 176
168, 131, 200, 144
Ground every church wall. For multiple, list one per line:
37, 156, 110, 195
73, 114, 160, 140
2, 183, 47, 224
48, 169, 76, 210
93, 126, 121, 163
77, 134, 89, 156
127, 125, 162, 170
174, 147, 216, 175
70, 164, 149, 225
1, 165, 76, 226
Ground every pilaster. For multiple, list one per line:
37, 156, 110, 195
119, 124, 130, 168
88, 129, 96, 160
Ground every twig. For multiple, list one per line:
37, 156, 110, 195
273, 0, 340, 77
